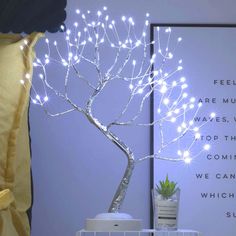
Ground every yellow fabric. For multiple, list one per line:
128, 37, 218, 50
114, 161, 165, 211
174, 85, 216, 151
0, 189, 14, 210
0, 33, 43, 236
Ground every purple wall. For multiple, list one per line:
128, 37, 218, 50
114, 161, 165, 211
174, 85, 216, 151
30, 1, 236, 236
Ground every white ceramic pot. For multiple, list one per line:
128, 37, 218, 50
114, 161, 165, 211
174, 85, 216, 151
153, 189, 180, 230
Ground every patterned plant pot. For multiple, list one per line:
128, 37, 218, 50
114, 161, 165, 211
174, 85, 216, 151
153, 188, 180, 230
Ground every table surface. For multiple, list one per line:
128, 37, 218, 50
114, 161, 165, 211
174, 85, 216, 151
77, 229, 201, 236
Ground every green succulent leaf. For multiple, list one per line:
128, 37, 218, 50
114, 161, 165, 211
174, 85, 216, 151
155, 175, 178, 199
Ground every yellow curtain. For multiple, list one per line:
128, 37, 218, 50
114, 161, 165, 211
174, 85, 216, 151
0, 32, 42, 236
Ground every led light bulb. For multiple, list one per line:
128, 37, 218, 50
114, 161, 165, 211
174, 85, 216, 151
184, 157, 192, 164
178, 37, 182, 42
210, 112, 216, 118
25, 73, 30, 79
163, 98, 169, 105
183, 150, 190, 158
168, 52, 173, 58
129, 84, 134, 90
138, 88, 143, 94
172, 81, 177, 87
189, 120, 194, 126
198, 102, 203, 107
204, 144, 210, 151
177, 126, 182, 133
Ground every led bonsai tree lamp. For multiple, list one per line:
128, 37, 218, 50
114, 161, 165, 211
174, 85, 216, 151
20, 7, 214, 231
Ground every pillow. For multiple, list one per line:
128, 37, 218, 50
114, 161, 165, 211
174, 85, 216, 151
0, 32, 42, 236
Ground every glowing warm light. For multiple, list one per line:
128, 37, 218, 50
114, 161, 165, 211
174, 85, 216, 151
25, 73, 30, 79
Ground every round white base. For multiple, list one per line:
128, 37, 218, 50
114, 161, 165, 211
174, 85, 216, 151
85, 213, 142, 231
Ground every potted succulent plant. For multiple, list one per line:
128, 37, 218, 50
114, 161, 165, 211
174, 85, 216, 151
153, 175, 180, 230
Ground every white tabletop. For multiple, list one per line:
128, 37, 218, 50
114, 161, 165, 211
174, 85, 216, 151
77, 229, 201, 236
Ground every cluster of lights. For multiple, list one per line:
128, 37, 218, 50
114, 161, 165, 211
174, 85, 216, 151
18, 7, 214, 166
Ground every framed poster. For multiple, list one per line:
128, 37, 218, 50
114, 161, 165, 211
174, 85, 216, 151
151, 24, 236, 236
